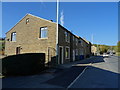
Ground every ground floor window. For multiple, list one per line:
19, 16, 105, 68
65, 46, 70, 59
80, 48, 84, 55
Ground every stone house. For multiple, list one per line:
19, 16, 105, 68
91, 45, 97, 55
5, 14, 91, 66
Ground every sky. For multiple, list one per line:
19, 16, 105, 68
2, 2, 118, 46
0, 2, 2, 38
59, 2, 118, 46
2, 2, 57, 37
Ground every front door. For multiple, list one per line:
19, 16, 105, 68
59, 46, 63, 64
16, 47, 20, 55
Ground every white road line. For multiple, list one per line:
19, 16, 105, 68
67, 66, 88, 88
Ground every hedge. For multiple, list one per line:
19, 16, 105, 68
2, 53, 45, 76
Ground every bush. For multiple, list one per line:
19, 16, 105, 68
2, 53, 45, 76
0, 50, 4, 55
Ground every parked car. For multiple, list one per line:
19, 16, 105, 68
110, 53, 113, 56
103, 53, 109, 58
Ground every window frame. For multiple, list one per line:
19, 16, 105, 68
76, 49, 78, 56
65, 31, 70, 43
73, 36, 74, 41
40, 27, 48, 39
11, 32, 16, 42
76, 38, 78, 46
81, 40, 83, 46
65, 46, 70, 59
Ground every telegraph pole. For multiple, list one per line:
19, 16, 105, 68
56, 0, 59, 65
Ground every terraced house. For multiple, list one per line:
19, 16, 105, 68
5, 14, 91, 66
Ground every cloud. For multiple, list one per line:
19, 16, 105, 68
60, 10, 64, 26
40, 0, 46, 8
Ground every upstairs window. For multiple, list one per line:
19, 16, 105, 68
40, 27, 48, 38
81, 40, 83, 46
76, 38, 78, 46
73, 36, 74, 41
65, 31, 70, 42
11, 32, 16, 41
78, 39, 81, 43
76, 49, 78, 55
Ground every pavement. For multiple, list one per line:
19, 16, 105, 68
2, 56, 119, 88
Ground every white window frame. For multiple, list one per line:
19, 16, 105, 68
73, 36, 74, 41
40, 27, 48, 39
11, 32, 16, 42
80, 48, 84, 55
65, 46, 70, 59
65, 31, 70, 43
76, 49, 78, 55
81, 40, 83, 46
76, 38, 78, 46
65, 31, 67, 42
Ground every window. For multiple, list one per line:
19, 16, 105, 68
11, 32, 16, 41
73, 36, 74, 41
78, 39, 81, 43
26, 18, 29, 24
76, 38, 78, 46
80, 48, 84, 55
81, 40, 83, 46
65, 31, 70, 42
40, 27, 48, 38
76, 49, 78, 55
65, 47, 70, 59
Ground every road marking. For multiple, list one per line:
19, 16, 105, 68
67, 66, 88, 88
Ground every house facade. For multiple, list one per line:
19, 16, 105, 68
91, 45, 97, 55
5, 14, 91, 66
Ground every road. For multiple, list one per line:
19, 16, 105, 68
69, 56, 119, 88
2, 56, 119, 88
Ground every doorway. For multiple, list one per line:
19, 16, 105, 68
59, 46, 63, 64
16, 47, 21, 55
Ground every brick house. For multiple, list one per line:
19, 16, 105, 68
5, 14, 91, 66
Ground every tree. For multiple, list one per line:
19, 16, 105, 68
117, 41, 120, 52
99, 45, 109, 54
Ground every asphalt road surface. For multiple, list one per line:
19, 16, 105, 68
69, 56, 119, 88
2, 56, 119, 88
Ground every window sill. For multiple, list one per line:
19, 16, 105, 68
65, 57, 70, 59
66, 41, 70, 43
11, 41, 16, 42
38, 38, 48, 40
